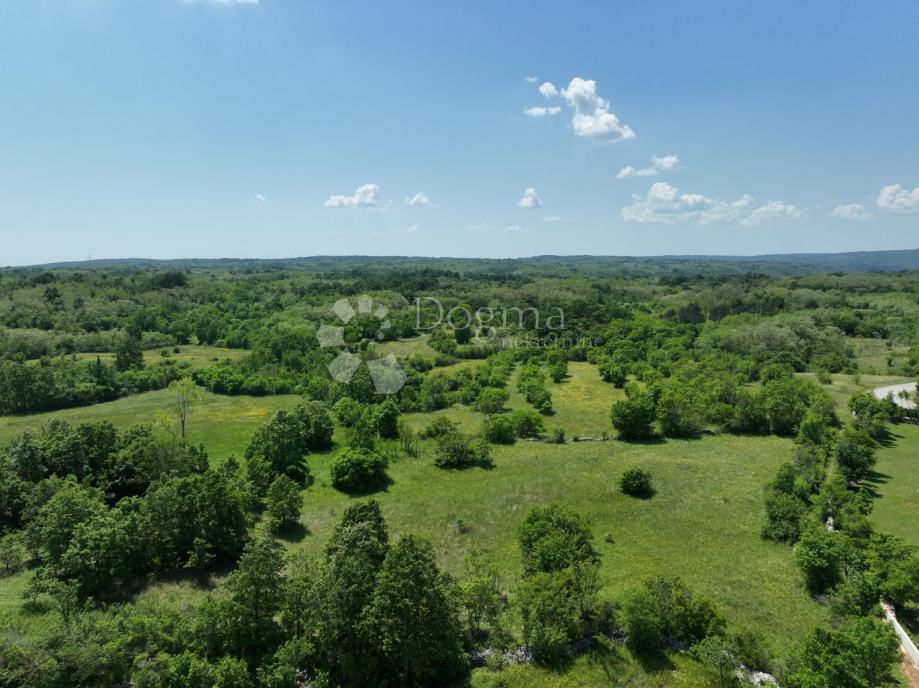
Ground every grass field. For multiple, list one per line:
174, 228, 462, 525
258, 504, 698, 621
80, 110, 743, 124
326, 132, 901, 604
868, 423, 919, 547
0, 389, 301, 465
70, 344, 250, 367
374, 335, 438, 359
0, 359, 833, 669
293, 431, 824, 658
506, 361, 626, 438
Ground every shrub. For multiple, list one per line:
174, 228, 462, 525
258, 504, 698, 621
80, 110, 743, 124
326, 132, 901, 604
518, 504, 596, 575
475, 388, 510, 415
420, 416, 460, 439
618, 467, 653, 497
433, 433, 491, 469
333, 397, 363, 427
508, 409, 545, 438
598, 359, 627, 387
330, 448, 389, 492
621, 577, 725, 653
483, 415, 516, 444
610, 388, 656, 441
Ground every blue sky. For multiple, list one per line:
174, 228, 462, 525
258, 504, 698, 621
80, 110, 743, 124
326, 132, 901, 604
1, 0, 918, 265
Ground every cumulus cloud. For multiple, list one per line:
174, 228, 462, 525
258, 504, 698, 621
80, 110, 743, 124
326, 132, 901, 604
542, 215, 564, 223
404, 191, 431, 207
538, 81, 558, 98
324, 183, 380, 209
621, 182, 803, 226
504, 224, 525, 233
525, 76, 539, 83
255, 193, 267, 203
561, 77, 635, 144
831, 203, 871, 220
876, 184, 919, 214
617, 154, 680, 178
518, 187, 542, 209
524, 106, 562, 117
394, 224, 419, 233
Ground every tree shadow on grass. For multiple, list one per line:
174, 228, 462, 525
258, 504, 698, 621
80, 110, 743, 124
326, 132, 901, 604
875, 427, 902, 449
616, 435, 667, 446
622, 488, 656, 500
861, 469, 892, 499
336, 473, 395, 498
585, 640, 631, 682
276, 521, 309, 543
631, 647, 676, 674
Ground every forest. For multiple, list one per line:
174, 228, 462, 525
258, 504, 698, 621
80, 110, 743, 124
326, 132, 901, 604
0, 255, 917, 688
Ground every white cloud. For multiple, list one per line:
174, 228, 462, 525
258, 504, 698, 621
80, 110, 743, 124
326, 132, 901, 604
395, 224, 420, 233
561, 77, 635, 144
617, 154, 680, 178
538, 81, 558, 98
876, 184, 919, 214
518, 187, 542, 209
616, 165, 656, 179
652, 154, 680, 171
831, 203, 871, 220
525, 76, 539, 83
404, 191, 431, 207
621, 181, 804, 226
524, 106, 562, 117
504, 224, 525, 233
542, 215, 565, 223
255, 193, 267, 203
744, 200, 805, 225
324, 183, 380, 209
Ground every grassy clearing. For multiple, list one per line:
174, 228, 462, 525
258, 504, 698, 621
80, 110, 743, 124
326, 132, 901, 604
373, 335, 438, 359
850, 337, 910, 375
505, 362, 625, 439
296, 432, 825, 657
0, 359, 827, 663
470, 646, 711, 687
70, 344, 250, 367
868, 423, 919, 547
0, 389, 301, 465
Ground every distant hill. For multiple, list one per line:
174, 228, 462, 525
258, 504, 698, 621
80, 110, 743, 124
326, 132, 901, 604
9, 248, 919, 276
663, 249, 919, 273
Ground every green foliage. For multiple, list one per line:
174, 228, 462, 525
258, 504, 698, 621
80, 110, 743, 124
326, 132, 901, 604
360, 535, 467, 687
483, 415, 516, 444
245, 401, 333, 485
115, 335, 144, 372
610, 384, 657, 440
834, 425, 877, 483
518, 504, 596, 575
787, 616, 900, 688
419, 415, 459, 439
330, 448, 389, 493
620, 577, 726, 654
475, 388, 510, 415
794, 524, 847, 594
618, 467, 653, 497
432, 432, 491, 469
265, 475, 302, 533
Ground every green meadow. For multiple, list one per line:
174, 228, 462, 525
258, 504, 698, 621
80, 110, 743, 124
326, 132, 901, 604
0, 357, 831, 664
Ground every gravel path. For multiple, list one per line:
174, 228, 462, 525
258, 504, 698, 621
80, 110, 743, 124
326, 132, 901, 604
873, 382, 917, 410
